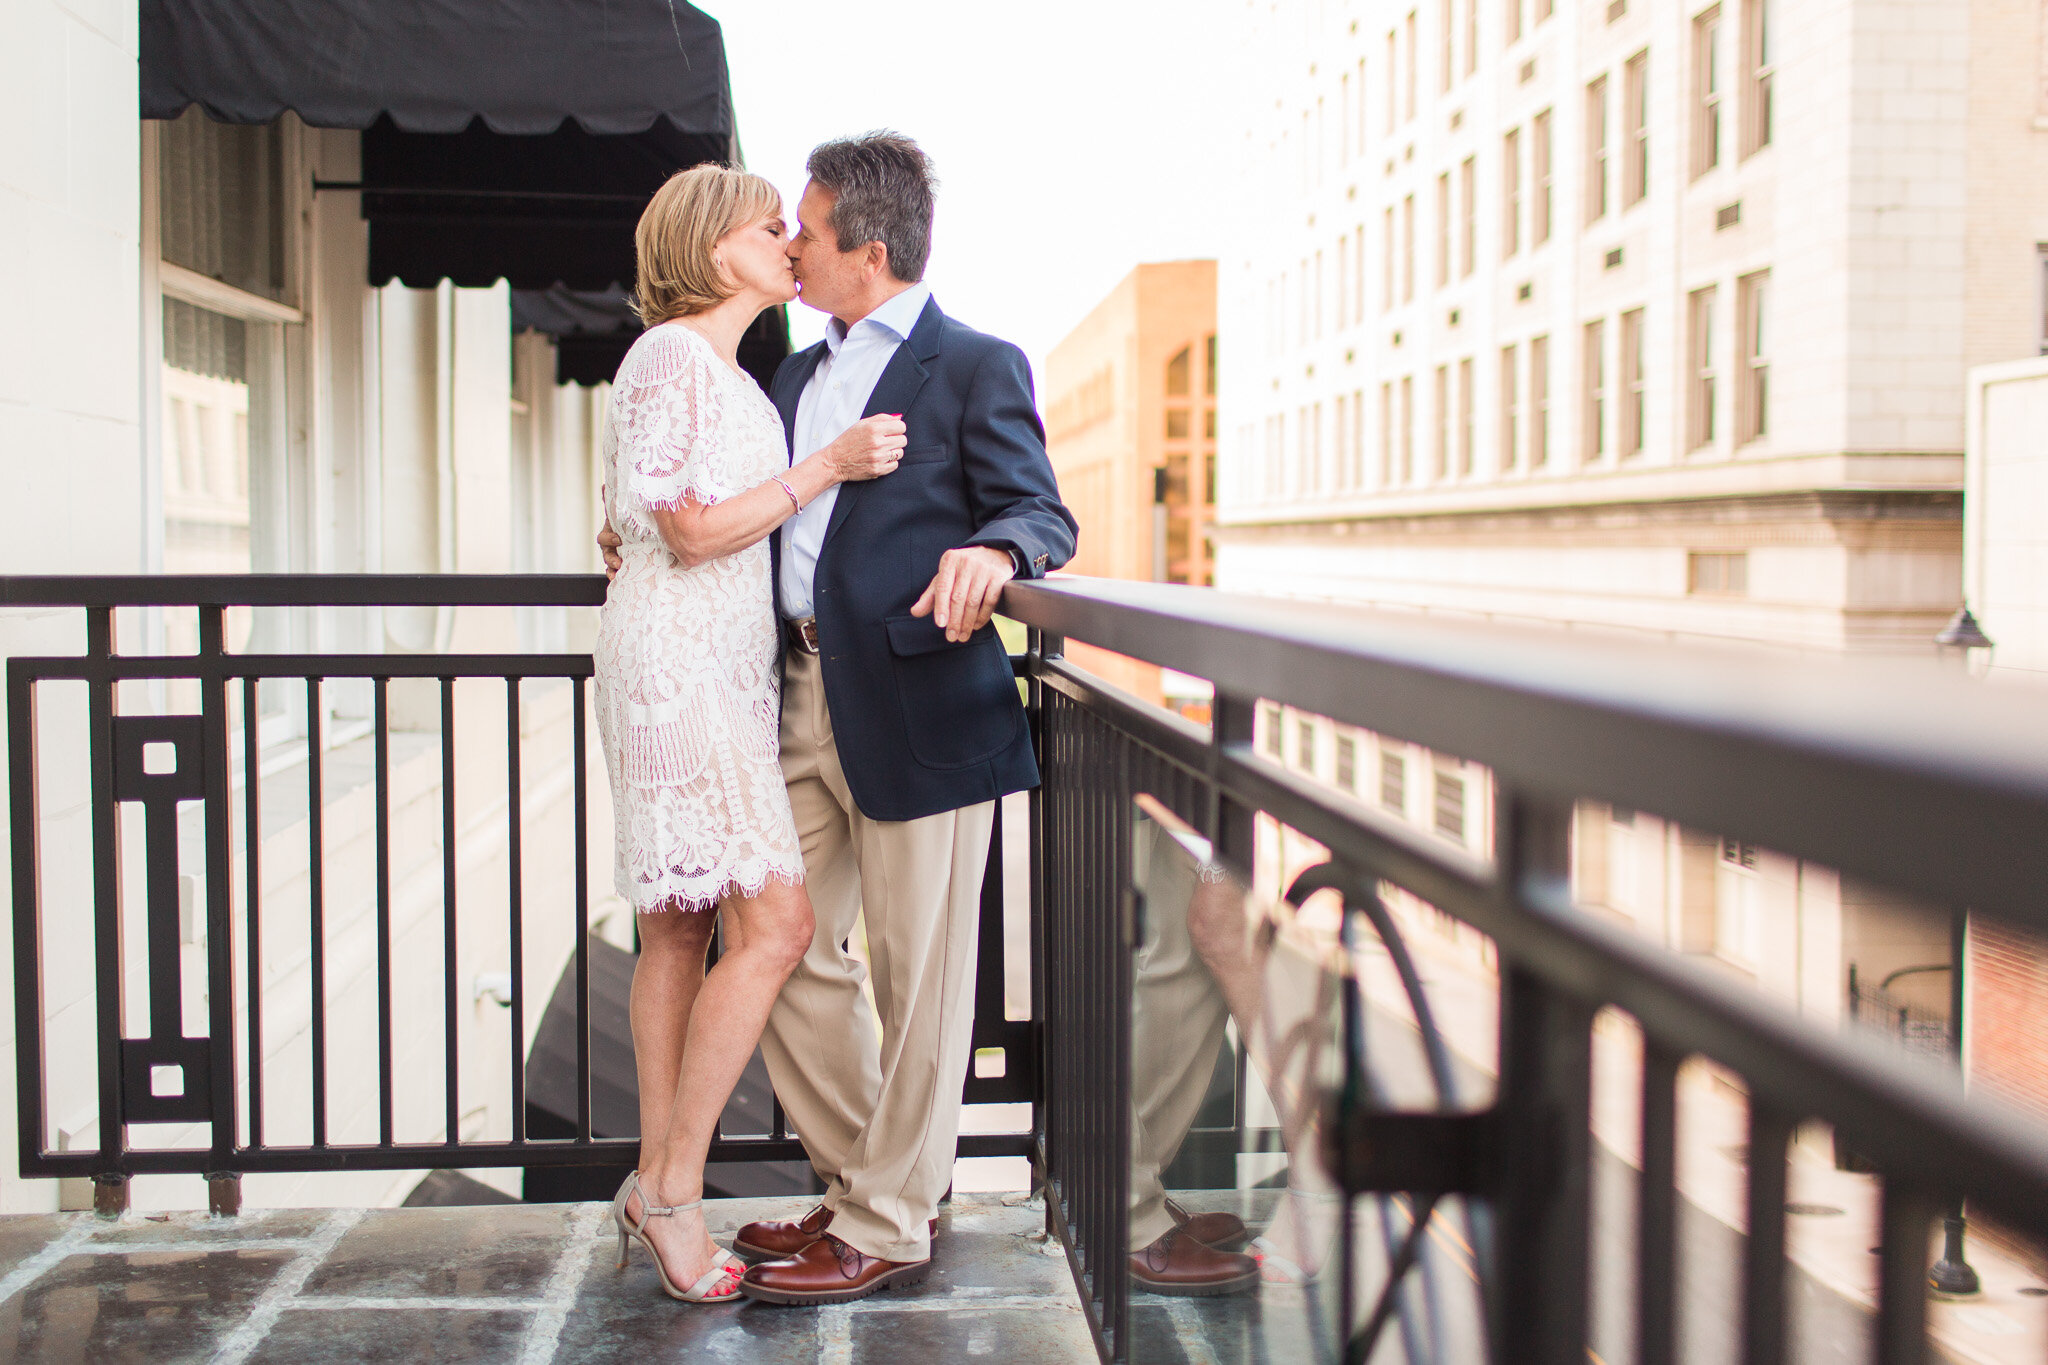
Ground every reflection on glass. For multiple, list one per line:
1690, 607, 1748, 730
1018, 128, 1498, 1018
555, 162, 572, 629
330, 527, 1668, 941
1127, 796, 1488, 1364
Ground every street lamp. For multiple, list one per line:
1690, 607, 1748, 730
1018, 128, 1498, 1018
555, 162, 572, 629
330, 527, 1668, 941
1934, 605, 1995, 677
1928, 605, 1990, 1297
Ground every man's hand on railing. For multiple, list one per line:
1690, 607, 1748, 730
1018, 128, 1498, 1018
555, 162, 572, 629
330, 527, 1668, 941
596, 520, 623, 581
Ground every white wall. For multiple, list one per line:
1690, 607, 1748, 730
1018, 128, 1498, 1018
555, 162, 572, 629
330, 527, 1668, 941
0, 0, 142, 1215
1966, 357, 2048, 683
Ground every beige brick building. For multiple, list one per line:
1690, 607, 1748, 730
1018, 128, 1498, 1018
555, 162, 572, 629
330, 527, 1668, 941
1217, 0, 2048, 1044
1044, 261, 1218, 706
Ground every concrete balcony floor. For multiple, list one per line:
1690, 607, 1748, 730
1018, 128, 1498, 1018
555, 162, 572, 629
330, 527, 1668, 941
0, 1193, 1101, 1363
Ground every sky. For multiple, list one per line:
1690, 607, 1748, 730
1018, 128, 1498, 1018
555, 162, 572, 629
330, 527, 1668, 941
709, 0, 1245, 378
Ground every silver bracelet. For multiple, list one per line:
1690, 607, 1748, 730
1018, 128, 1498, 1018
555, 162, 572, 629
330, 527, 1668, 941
772, 475, 803, 513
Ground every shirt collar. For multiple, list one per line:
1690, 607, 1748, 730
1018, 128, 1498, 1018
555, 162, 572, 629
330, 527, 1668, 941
824, 282, 931, 355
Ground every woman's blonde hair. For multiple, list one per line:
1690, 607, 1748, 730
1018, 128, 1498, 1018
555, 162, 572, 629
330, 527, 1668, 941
632, 163, 783, 325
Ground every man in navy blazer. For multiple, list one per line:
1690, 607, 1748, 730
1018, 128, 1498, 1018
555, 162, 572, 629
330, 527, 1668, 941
724, 134, 1073, 1304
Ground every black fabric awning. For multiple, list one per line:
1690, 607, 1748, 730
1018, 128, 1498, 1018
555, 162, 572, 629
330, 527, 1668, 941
141, 0, 747, 294
512, 285, 793, 388
141, 0, 731, 135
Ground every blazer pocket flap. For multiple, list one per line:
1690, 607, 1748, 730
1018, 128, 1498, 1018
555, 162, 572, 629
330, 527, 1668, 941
885, 613, 983, 656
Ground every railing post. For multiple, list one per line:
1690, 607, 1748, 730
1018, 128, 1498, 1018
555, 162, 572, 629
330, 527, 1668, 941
1490, 787, 1592, 1365
206, 1171, 241, 1217
92, 1172, 127, 1220
1208, 692, 1255, 872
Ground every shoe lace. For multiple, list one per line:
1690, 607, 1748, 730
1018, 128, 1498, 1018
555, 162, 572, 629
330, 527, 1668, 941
826, 1234, 866, 1279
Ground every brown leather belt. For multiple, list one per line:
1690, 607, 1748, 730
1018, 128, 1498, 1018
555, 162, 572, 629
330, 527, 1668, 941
785, 617, 820, 655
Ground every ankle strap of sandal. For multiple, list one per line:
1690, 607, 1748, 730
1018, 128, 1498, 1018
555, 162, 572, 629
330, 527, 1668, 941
639, 1197, 703, 1218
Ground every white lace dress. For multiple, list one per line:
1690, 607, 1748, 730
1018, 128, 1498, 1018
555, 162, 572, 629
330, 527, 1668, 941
594, 322, 804, 913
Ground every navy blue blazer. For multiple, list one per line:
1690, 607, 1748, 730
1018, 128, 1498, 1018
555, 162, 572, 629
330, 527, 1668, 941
769, 296, 1078, 822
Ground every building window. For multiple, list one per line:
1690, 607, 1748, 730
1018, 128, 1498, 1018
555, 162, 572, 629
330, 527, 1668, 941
1354, 225, 1367, 321
1720, 837, 1759, 869
1532, 109, 1554, 244
1383, 207, 1397, 312
1402, 194, 1416, 303
1582, 320, 1606, 462
1336, 735, 1358, 791
1298, 719, 1318, 771
1500, 344, 1520, 472
1458, 356, 1475, 475
1358, 57, 1370, 154
1166, 345, 1191, 397
1620, 308, 1646, 457
1689, 551, 1749, 595
1440, 0, 1456, 93
155, 109, 296, 586
1506, 0, 1523, 45
1400, 374, 1415, 481
1459, 156, 1477, 278
1530, 334, 1551, 467
1537, 0, 1554, 18
1743, 0, 1773, 154
1688, 286, 1718, 448
1737, 270, 1769, 443
1406, 11, 1419, 121
2039, 246, 2048, 355
1693, 6, 1723, 178
1386, 30, 1401, 133
1465, 0, 1478, 76
1624, 50, 1649, 206
1165, 409, 1190, 440
1264, 705, 1284, 757
1434, 365, 1451, 479
1502, 128, 1522, 258
1351, 388, 1367, 487
1205, 333, 1218, 395
1436, 172, 1452, 288
1380, 381, 1395, 485
1585, 76, 1610, 224
1381, 750, 1408, 811
1333, 393, 1349, 488
1434, 770, 1467, 840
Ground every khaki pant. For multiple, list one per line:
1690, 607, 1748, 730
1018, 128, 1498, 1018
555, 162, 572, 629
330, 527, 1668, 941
760, 647, 994, 1263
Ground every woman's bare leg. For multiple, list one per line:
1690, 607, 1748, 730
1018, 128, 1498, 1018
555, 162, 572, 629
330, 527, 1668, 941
629, 906, 718, 1189
638, 878, 815, 1285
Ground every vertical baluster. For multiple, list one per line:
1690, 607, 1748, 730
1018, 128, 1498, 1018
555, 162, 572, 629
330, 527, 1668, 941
361, 688, 394, 1139
242, 676, 263, 1150
198, 606, 239, 1170
85, 608, 122, 1178
573, 673, 591, 1141
1875, 1180, 1935, 1365
1490, 787, 1592, 1365
306, 677, 327, 1149
1742, 1103, 1793, 1365
431, 677, 455, 1151
506, 677, 524, 1143
1637, 1041, 1681, 1365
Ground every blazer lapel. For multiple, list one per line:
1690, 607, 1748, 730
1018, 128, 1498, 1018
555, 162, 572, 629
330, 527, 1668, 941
774, 343, 826, 460
823, 298, 944, 545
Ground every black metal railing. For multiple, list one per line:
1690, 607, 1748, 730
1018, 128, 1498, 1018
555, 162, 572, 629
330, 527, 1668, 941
1, 575, 1032, 1213
1005, 575, 2048, 1365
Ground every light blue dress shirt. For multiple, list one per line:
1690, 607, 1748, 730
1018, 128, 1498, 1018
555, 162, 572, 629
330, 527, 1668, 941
777, 282, 932, 620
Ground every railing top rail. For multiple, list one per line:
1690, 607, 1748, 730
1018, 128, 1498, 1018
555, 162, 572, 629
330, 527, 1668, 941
0, 574, 610, 609
1002, 576, 2048, 932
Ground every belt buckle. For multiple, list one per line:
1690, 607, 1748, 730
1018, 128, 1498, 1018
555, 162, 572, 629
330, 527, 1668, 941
790, 617, 820, 655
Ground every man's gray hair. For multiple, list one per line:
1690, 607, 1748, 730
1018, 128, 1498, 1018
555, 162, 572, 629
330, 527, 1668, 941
805, 131, 939, 283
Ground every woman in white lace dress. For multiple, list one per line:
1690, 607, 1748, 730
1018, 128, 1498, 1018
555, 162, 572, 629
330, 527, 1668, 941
595, 165, 905, 1303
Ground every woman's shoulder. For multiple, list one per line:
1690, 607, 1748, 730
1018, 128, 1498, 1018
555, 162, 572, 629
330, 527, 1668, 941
615, 321, 714, 391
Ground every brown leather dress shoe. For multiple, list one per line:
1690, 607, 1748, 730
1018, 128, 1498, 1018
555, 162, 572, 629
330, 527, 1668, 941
732, 1205, 941, 1264
1165, 1197, 1251, 1252
1129, 1228, 1260, 1297
733, 1203, 834, 1263
738, 1233, 930, 1305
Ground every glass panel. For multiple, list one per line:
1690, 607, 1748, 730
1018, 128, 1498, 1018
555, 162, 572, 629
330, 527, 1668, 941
1125, 797, 1340, 1360
161, 298, 284, 659
158, 108, 287, 302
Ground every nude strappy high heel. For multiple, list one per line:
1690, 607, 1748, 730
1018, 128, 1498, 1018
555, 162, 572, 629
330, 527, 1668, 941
611, 1172, 742, 1303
